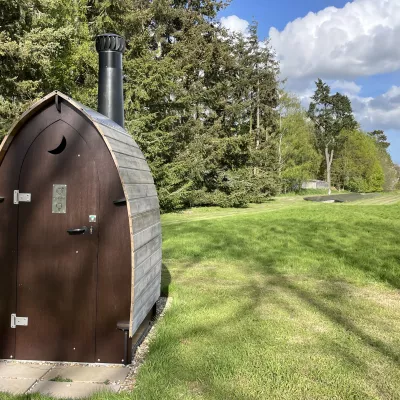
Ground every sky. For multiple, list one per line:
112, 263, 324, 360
219, 0, 400, 164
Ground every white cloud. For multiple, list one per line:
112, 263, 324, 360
220, 15, 249, 35
331, 80, 361, 95
267, 0, 400, 150
220, 2, 400, 158
352, 87, 400, 162
352, 86, 400, 131
269, 0, 400, 81
286, 80, 400, 134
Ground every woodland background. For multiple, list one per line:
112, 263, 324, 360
1, 0, 399, 211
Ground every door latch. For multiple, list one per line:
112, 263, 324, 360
11, 314, 28, 328
14, 190, 31, 204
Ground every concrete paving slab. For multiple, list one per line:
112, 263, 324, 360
0, 363, 51, 379
0, 378, 37, 394
43, 365, 129, 383
32, 381, 120, 399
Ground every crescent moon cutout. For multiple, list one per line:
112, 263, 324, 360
48, 136, 67, 154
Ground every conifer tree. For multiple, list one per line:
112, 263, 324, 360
1, 0, 282, 210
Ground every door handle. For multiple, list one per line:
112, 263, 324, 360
0, 197, 4, 203
67, 226, 88, 235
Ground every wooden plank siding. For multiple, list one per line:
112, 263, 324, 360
128, 197, 160, 216
1, 91, 162, 340
133, 222, 162, 251
113, 153, 151, 171
89, 103, 162, 338
96, 121, 161, 338
119, 168, 154, 185
131, 279, 161, 333
125, 184, 157, 200
134, 247, 163, 285
98, 122, 139, 148
130, 208, 160, 233
104, 137, 146, 160
134, 235, 162, 270
134, 261, 162, 303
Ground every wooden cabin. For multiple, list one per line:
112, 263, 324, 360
0, 34, 162, 364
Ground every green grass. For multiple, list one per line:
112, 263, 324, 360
2, 192, 400, 400
48, 376, 73, 383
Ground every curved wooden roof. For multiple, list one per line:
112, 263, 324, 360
0, 91, 162, 336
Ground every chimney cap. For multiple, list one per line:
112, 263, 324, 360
96, 33, 126, 53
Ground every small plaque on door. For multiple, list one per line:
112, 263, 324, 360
52, 184, 67, 214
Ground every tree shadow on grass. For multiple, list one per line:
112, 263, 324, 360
269, 275, 400, 365
161, 207, 400, 376
159, 268, 399, 399
164, 210, 400, 289
141, 262, 399, 399
119, 206, 400, 399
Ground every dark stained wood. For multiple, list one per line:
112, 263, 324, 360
56, 94, 161, 341
0, 140, 18, 359
62, 103, 132, 364
1, 92, 162, 363
16, 120, 99, 362
0, 104, 61, 360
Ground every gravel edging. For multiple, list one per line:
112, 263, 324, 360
119, 296, 172, 392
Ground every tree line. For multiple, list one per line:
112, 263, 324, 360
1, 0, 398, 211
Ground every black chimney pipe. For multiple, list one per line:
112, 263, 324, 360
96, 33, 126, 128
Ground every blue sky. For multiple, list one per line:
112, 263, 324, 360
219, 0, 400, 163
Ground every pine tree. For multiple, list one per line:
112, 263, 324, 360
1, 0, 282, 211
0, 0, 96, 137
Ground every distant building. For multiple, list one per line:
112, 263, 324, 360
302, 180, 329, 190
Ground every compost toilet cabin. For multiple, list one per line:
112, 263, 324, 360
0, 34, 162, 364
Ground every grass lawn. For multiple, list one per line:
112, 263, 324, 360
3, 192, 400, 400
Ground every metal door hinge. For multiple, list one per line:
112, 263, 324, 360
14, 190, 31, 204
11, 314, 28, 328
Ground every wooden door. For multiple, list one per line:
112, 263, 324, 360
15, 120, 99, 362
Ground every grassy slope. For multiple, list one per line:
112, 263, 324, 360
2, 193, 400, 400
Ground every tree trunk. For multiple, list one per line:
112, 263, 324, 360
256, 79, 260, 150
253, 80, 260, 176
278, 133, 282, 177
325, 147, 334, 195
278, 112, 283, 180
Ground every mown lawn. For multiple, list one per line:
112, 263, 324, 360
3, 193, 400, 400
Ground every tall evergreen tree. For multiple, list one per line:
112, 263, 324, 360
1, 0, 282, 211
0, 0, 96, 137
